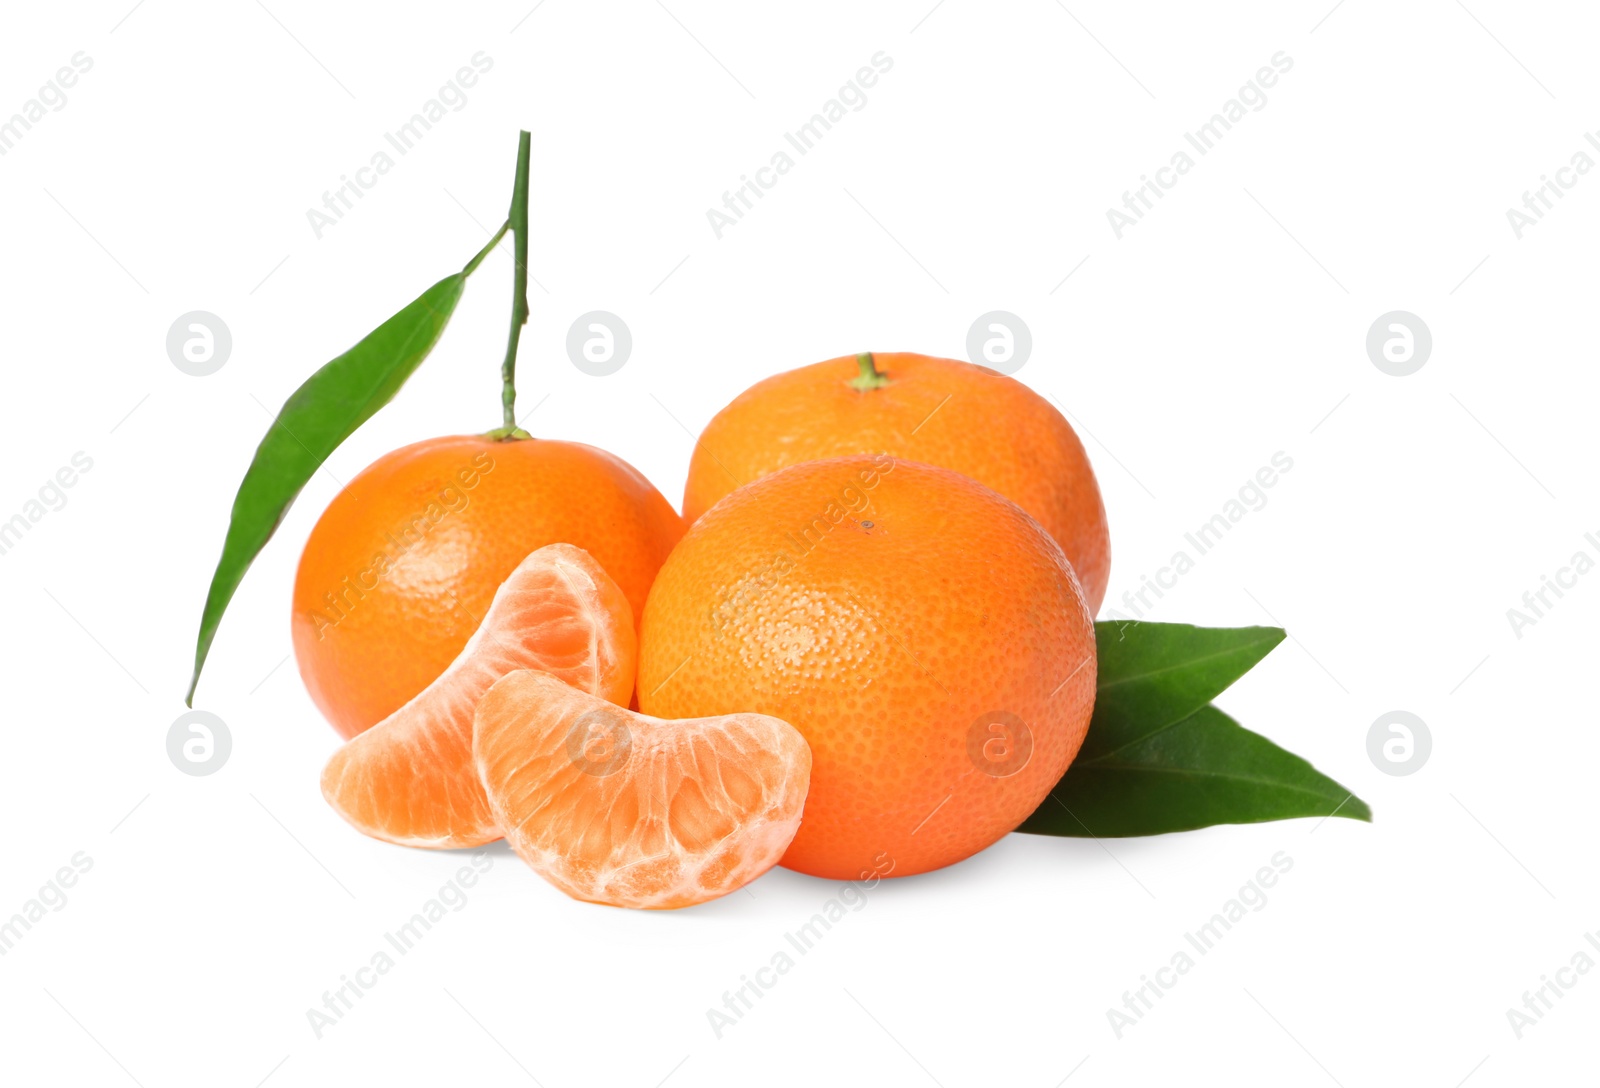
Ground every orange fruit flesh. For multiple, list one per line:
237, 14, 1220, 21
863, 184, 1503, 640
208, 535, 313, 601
321, 544, 636, 848
474, 670, 812, 909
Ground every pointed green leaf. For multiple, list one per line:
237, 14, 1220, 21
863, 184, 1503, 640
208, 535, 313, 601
187, 273, 467, 704
1018, 704, 1370, 837
1082, 620, 1285, 761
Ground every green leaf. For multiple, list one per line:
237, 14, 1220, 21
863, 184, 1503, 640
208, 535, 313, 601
1016, 621, 1370, 838
1018, 704, 1370, 837
186, 273, 468, 704
1082, 620, 1285, 761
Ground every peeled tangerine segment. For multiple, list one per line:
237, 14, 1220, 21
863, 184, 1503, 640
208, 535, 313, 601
321, 544, 636, 848
474, 670, 812, 909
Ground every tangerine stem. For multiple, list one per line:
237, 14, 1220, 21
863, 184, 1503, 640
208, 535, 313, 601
500, 130, 532, 435
461, 220, 509, 277
850, 351, 891, 390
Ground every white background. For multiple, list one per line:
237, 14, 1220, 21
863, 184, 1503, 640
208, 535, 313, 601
0, 1, 1594, 1085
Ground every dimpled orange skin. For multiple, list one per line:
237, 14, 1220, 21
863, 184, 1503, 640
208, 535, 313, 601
638, 455, 1097, 881
293, 435, 683, 740
681, 352, 1111, 614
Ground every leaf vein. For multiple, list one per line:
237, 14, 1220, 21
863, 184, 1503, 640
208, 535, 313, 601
1096, 632, 1283, 690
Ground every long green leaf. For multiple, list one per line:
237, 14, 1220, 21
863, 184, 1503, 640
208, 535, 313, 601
1082, 620, 1285, 761
1018, 704, 1370, 837
186, 273, 467, 704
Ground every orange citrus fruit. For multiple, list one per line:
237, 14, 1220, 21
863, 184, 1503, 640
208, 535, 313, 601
474, 669, 811, 909
639, 454, 1097, 881
681, 352, 1111, 614
293, 434, 683, 739
321, 544, 636, 848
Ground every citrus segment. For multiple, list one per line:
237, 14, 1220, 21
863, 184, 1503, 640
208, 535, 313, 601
473, 670, 811, 909
321, 544, 636, 849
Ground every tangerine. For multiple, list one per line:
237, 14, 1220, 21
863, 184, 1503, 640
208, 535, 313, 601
292, 435, 682, 738
680, 352, 1111, 613
639, 454, 1097, 880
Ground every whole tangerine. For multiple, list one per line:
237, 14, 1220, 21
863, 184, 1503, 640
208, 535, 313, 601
293, 434, 683, 739
638, 454, 1097, 880
681, 351, 1111, 614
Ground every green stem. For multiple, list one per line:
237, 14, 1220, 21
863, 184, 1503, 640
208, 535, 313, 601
850, 350, 891, 390
500, 130, 532, 435
461, 220, 509, 277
